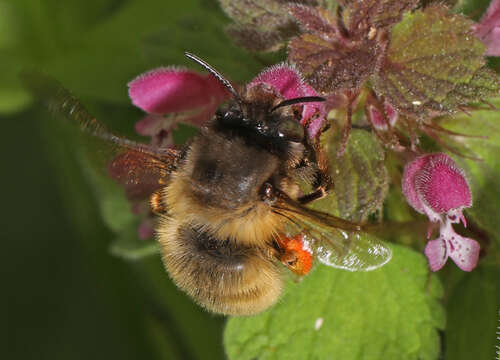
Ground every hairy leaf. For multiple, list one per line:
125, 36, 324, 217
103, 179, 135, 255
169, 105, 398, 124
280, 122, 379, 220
289, 4, 338, 35
371, 6, 497, 119
288, 0, 417, 93
289, 33, 379, 92
218, 0, 315, 52
225, 245, 445, 360
311, 128, 389, 222
343, 0, 418, 32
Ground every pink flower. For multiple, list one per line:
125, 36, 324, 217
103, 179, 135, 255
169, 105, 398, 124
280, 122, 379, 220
247, 63, 327, 137
472, 0, 500, 56
402, 153, 480, 271
128, 67, 231, 147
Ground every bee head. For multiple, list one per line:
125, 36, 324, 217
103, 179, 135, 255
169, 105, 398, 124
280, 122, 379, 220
185, 52, 324, 144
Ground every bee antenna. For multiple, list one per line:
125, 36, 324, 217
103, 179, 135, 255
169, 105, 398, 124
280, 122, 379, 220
184, 52, 243, 108
271, 96, 326, 113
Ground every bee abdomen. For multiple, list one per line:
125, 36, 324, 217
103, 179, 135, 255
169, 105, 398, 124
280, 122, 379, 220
157, 219, 283, 316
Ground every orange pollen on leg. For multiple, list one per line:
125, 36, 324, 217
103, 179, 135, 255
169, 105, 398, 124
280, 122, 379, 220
278, 234, 313, 275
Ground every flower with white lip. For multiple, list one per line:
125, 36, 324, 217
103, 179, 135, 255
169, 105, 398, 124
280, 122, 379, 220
402, 153, 480, 271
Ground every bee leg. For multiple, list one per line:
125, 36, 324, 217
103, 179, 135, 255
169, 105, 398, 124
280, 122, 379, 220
297, 164, 333, 204
150, 190, 167, 215
275, 234, 313, 275
298, 186, 328, 204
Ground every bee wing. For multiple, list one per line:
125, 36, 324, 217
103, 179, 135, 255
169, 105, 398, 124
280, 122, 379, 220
22, 70, 182, 201
273, 194, 392, 271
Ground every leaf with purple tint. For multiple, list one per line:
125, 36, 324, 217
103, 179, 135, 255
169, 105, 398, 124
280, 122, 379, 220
218, 0, 315, 52
226, 23, 300, 52
342, 0, 418, 33
370, 5, 498, 119
288, 4, 338, 35
289, 33, 380, 92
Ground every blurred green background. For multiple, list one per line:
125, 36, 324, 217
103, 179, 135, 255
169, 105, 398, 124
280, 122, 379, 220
2, 0, 271, 359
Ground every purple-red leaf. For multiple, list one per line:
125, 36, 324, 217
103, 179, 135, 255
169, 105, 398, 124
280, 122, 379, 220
218, 0, 315, 52
343, 0, 418, 33
289, 33, 380, 92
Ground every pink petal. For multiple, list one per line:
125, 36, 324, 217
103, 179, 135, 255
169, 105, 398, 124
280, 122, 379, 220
402, 155, 431, 214
384, 101, 398, 127
368, 105, 387, 130
138, 220, 155, 240
473, 0, 500, 56
368, 101, 398, 131
301, 83, 326, 137
440, 221, 480, 272
415, 153, 472, 214
483, 27, 500, 56
135, 114, 171, 136
247, 63, 305, 100
128, 67, 228, 114
425, 238, 448, 271
448, 235, 480, 272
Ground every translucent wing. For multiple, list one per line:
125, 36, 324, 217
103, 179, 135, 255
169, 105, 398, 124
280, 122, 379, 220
22, 70, 182, 201
273, 193, 392, 271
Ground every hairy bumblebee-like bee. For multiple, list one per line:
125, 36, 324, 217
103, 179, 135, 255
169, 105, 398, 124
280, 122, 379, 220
26, 53, 391, 316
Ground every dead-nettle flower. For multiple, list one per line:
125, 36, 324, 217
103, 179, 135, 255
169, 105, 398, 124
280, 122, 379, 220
128, 67, 230, 147
246, 63, 326, 137
472, 0, 500, 56
123, 62, 326, 239
402, 153, 480, 271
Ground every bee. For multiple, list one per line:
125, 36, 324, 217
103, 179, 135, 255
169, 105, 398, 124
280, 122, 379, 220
25, 53, 391, 316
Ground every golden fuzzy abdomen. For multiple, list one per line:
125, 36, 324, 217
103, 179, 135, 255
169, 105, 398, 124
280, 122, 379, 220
156, 216, 283, 315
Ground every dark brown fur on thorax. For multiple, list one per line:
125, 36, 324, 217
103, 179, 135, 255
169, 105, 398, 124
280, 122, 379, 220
187, 125, 282, 210
184, 88, 306, 210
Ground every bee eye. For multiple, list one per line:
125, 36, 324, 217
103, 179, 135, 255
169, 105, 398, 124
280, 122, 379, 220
277, 118, 304, 142
261, 182, 276, 204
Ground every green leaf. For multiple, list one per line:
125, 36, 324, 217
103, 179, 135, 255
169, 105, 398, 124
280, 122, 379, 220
445, 265, 500, 360
371, 5, 498, 118
225, 245, 445, 360
439, 103, 500, 247
311, 128, 389, 222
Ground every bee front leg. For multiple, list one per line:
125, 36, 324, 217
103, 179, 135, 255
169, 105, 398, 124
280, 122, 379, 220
297, 164, 333, 205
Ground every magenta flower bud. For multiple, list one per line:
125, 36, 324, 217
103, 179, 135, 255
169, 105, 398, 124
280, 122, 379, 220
247, 63, 326, 137
472, 0, 500, 56
368, 101, 398, 131
402, 153, 479, 271
128, 67, 231, 149
128, 67, 229, 114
